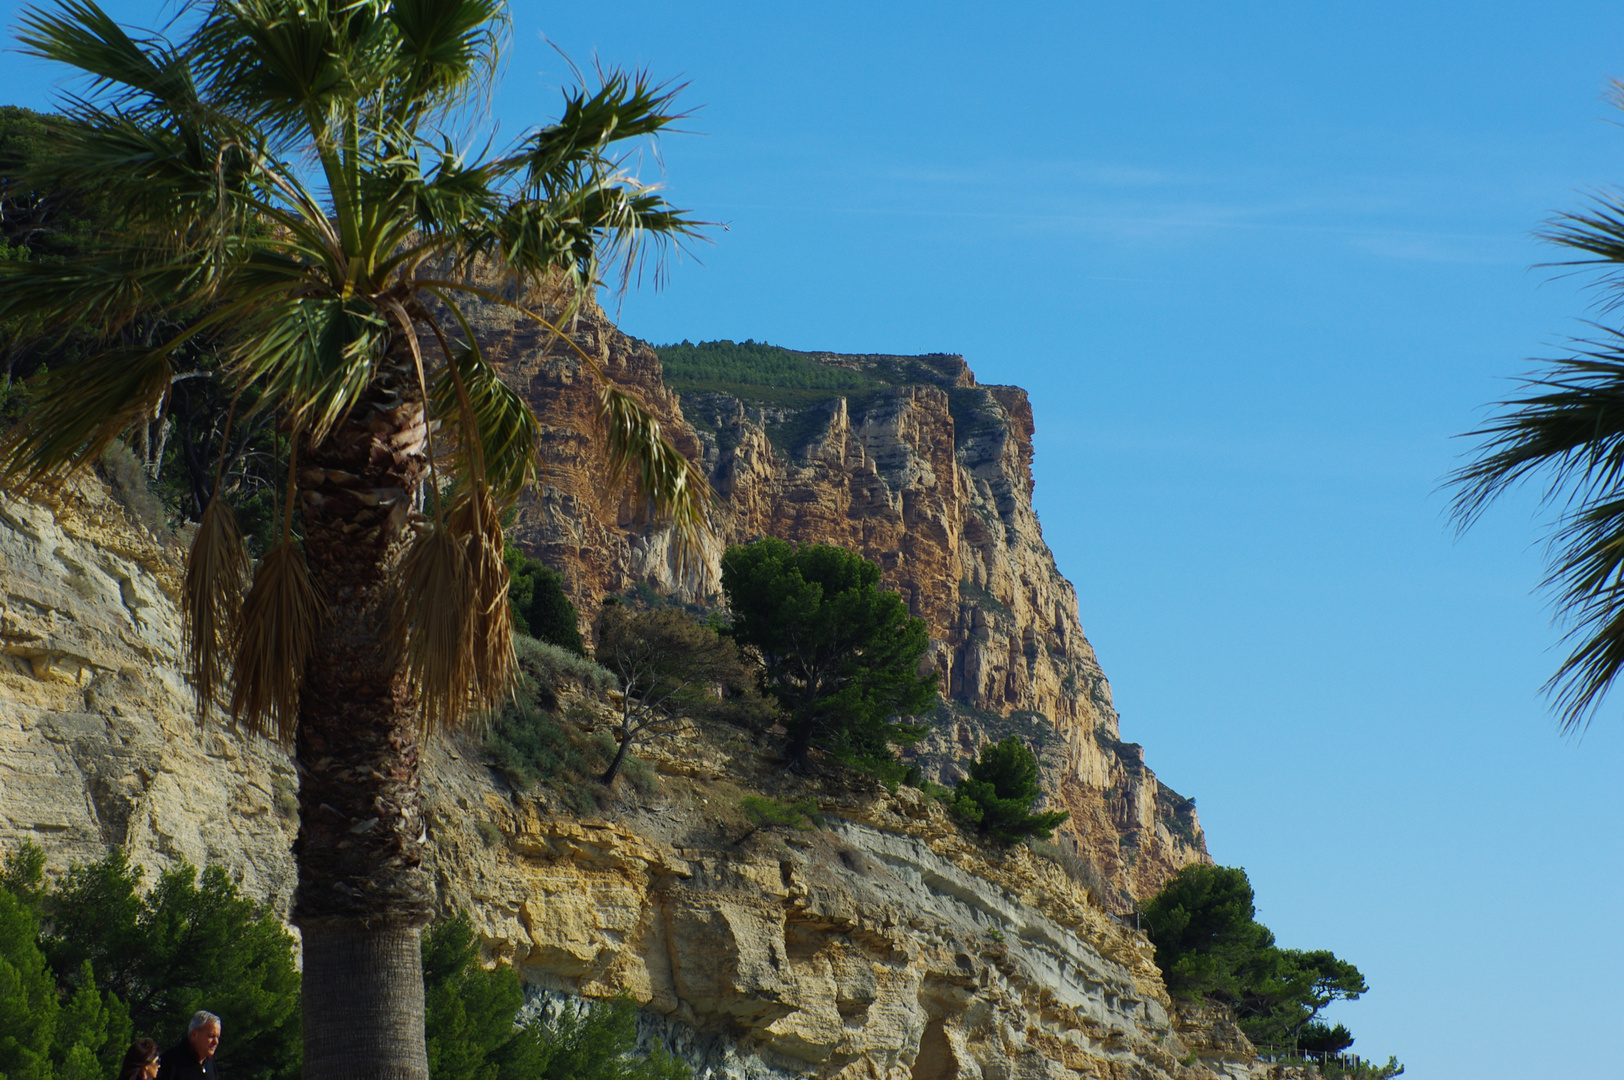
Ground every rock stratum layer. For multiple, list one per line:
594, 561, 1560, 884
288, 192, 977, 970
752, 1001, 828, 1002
472, 299, 1205, 900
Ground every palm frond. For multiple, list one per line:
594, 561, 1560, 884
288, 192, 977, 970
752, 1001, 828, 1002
496, 70, 687, 194
16, 0, 200, 115
230, 540, 326, 741
1448, 340, 1624, 730
598, 383, 715, 570
427, 339, 538, 507
0, 344, 173, 484
184, 497, 251, 720
232, 295, 389, 444
446, 481, 514, 711
383, 0, 506, 118
394, 480, 512, 732
1449, 343, 1624, 528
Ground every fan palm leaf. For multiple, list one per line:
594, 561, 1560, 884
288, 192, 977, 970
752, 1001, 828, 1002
1451, 341, 1624, 731
2, 1, 712, 1075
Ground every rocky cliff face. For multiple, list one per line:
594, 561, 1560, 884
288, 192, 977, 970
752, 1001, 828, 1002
469, 298, 1206, 901
0, 476, 1258, 1080
0, 477, 300, 907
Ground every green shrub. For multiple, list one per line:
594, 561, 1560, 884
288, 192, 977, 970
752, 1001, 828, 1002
513, 635, 615, 695
486, 651, 617, 813
504, 547, 585, 655
1, 844, 299, 1080
0, 883, 130, 1080
739, 796, 819, 830
947, 736, 1069, 844
423, 914, 687, 1080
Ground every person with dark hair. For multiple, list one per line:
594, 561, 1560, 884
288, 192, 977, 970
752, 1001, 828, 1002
116, 1039, 160, 1080
155, 1012, 220, 1080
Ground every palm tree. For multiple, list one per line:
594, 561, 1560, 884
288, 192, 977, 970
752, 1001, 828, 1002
1450, 86, 1624, 733
0, 2, 711, 1077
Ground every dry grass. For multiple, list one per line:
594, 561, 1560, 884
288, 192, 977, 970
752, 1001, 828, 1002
183, 497, 249, 720
230, 541, 326, 742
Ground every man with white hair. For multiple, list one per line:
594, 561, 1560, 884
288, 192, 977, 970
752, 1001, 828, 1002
156, 1011, 220, 1080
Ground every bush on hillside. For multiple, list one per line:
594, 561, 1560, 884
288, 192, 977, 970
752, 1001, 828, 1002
423, 914, 687, 1080
947, 736, 1069, 844
487, 641, 621, 811
504, 547, 586, 655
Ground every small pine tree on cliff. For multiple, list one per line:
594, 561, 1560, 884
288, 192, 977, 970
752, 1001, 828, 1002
949, 735, 1069, 844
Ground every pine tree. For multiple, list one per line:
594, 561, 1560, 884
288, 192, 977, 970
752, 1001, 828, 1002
948, 736, 1069, 843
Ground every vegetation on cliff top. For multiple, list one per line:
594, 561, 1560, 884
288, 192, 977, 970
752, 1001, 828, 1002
654, 339, 884, 397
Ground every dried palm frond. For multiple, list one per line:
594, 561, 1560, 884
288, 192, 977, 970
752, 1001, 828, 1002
447, 481, 515, 715
394, 522, 476, 732
183, 497, 250, 720
230, 541, 326, 742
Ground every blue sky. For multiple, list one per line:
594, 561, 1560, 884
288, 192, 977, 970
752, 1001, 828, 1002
6, 2, 1624, 1076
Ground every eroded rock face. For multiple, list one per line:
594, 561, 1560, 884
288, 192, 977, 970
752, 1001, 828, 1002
0, 480, 299, 907
430, 771, 1203, 1080
1, 479, 1247, 1080
469, 298, 1207, 901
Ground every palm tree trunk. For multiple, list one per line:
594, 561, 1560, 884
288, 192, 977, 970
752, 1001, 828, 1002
293, 340, 432, 1080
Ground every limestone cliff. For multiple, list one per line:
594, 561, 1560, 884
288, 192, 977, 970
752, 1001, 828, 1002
0, 478, 1256, 1080
466, 298, 1206, 901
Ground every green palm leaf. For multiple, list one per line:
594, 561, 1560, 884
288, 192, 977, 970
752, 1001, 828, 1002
1451, 341, 1624, 730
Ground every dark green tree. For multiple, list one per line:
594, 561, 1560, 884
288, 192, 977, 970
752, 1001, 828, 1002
1139, 864, 1276, 1002
34, 849, 300, 1080
422, 914, 687, 1080
1297, 1021, 1355, 1055
422, 915, 532, 1080
505, 546, 586, 655
0, 888, 130, 1080
1238, 948, 1366, 1048
720, 538, 937, 777
1140, 864, 1374, 1058
948, 736, 1069, 844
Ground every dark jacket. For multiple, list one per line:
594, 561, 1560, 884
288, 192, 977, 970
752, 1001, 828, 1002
155, 1041, 216, 1080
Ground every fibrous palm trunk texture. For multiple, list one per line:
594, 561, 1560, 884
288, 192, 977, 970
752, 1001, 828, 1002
293, 343, 432, 1080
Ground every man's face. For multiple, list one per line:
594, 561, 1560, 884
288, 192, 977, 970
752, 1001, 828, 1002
188, 1023, 220, 1061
